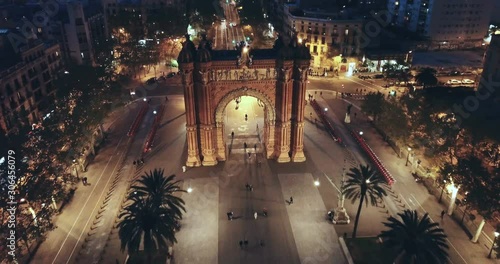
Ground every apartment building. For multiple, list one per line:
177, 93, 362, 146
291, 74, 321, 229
478, 31, 500, 98
387, 0, 492, 49
0, 33, 62, 135
47, 1, 107, 65
284, 5, 364, 68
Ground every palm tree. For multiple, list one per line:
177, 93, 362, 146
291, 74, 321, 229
119, 170, 186, 262
343, 164, 388, 238
415, 67, 438, 88
118, 196, 180, 263
379, 210, 449, 264
130, 169, 186, 218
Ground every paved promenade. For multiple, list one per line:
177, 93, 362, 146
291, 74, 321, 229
279, 173, 346, 264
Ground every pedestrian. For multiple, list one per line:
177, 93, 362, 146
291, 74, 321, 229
310, 112, 312, 118
249, 185, 253, 191
182, 166, 186, 172
290, 196, 293, 204
239, 241, 243, 248
244, 142, 247, 149
245, 114, 248, 120
441, 210, 445, 220
320, 91, 322, 95
227, 212, 231, 220
245, 183, 250, 190
231, 131, 234, 138
83, 177, 87, 185
254, 212, 258, 219
247, 152, 251, 158
254, 144, 257, 151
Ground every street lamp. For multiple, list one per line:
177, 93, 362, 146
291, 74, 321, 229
488, 231, 499, 258
405, 147, 412, 166
324, 107, 328, 112
314, 179, 320, 186
143, 98, 147, 102
439, 179, 447, 203
359, 131, 363, 136
153, 110, 157, 115
72, 159, 80, 179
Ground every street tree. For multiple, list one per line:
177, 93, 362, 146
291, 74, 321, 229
361, 92, 384, 121
343, 164, 388, 238
118, 169, 185, 263
415, 67, 438, 88
129, 169, 186, 217
377, 99, 410, 142
379, 210, 449, 264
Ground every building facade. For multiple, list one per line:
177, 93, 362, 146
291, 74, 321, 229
283, 5, 363, 68
0, 35, 62, 135
387, 0, 492, 49
478, 32, 500, 98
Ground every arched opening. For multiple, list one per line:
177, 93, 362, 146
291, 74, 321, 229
214, 88, 275, 161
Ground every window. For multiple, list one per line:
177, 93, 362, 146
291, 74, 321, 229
321, 37, 325, 44
313, 46, 317, 53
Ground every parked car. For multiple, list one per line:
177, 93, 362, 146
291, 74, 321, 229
446, 79, 461, 85
462, 79, 474, 84
145, 77, 157, 85
167, 72, 177, 78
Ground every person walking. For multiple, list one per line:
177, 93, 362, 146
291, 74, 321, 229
82, 177, 88, 185
254, 144, 257, 152
290, 196, 294, 204
231, 131, 234, 138
244, 142, 247, 149
440, 210, 446, 220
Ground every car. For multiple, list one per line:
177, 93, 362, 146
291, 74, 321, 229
167, 72, 177, 78
446, 79, 461, 85
462, 79, 474, 84
145, 77, 157, 85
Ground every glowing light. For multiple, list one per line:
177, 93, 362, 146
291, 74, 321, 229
243, 46, 248, 53
314, 180, 320, 186
187, 187, 193, 193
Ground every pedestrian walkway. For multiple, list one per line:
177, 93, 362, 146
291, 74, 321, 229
324, 97, 497, 264
174, 177, 220, 264
278, 173, 347, 264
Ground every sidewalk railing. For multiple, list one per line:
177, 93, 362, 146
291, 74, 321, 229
142, 104, 165, 154
127, 102, 148, 137
310, 99, 342, 143
348, 128, 396, 185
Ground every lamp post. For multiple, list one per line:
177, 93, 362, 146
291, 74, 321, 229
439, 179, 447, 203
333, 159, 350, 224
405, 147, 412, 166
488, 231, 499, 258
72, 159, 80, 180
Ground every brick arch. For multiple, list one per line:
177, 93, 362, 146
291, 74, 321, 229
214, 87, 275, 126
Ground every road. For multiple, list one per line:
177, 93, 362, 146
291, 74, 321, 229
214, 0, 245, 50
32, 102, 143, 264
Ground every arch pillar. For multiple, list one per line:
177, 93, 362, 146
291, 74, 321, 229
215, 122, 226, 161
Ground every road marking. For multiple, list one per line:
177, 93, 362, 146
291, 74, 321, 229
322, 172, 340, 192
64, 137, 131, 264
345, 78, 381, 91
410, 194, 467, 264
51, 135, 126, 264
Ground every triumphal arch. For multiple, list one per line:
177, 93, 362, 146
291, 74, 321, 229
177, 35, 311, 167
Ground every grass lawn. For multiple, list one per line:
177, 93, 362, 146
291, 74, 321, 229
345, 237, 397, 264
